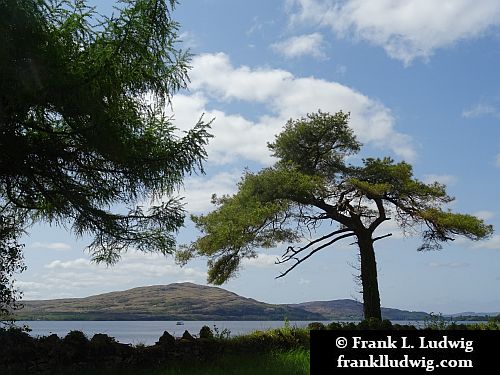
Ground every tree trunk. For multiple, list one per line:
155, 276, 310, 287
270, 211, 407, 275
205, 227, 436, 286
358, 234, 382, 320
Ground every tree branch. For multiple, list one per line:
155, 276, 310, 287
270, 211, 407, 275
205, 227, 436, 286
276, 228, 351, 263
372, 233, 392, 242
368, 198, 389, 233
275, 232, 356, 279
313, 199, 353, 229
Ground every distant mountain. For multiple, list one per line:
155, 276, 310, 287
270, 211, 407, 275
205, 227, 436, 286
16, 283, 324, 321
443, 312, 498, 321
447, 312, 499, 317
289, 299, 430, 321
16, 283, 434, 321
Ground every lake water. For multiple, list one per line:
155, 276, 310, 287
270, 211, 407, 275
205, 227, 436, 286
18, 320, 477, 345
19, 320, 325, 345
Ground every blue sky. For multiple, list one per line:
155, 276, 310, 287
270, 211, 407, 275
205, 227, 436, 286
16, 0, 500, 314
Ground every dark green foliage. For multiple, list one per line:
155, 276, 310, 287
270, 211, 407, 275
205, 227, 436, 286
90, 333, 119, 357
322, 320, 416, 330
183, 111, 492, 320
0, 327, 38, 371
423, 318, 500, 331
350, 157, 492, 251
181, 330, 195, 341
62, 330, 90, 363
212, 325, 231, 340
63, 330, 89, 345
37, 333, 62, 361
326, 321, 346, 330
307, 322, 326, 330
0, 218, 26, 326
357, 318, 393, 330
1, 322, 499, 373
0, 0, 211, 266
0, 0, 212, 323
39, 350, 310, 375
228, 325, 310, 354
157, 330, 176, 346
268, 111, 360, 177
423, 312, 449, 330
199, 325, 214, 339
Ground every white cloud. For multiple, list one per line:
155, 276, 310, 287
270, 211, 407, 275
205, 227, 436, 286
19, 251, 207, 300
45, 258, 90, 269
178, 31, 198, 49
422, 174, 458, 186
189, 53, 294, 103
428, 262, 469, 268
374, 217, 408, 240
271, 33, 327, 59
205, 110, 279, 165
29, 242, 71, 251
182, 172, 241, 213
242, 253, 279, 268
179, 52, 415, 163
473, 211, 495, 221
15, 281, 47, 291
473, 235, 500, 250
14, 281, 64, 300
462, 103, 498, 118
247, 16, 276, 36
287, 0, 500, 64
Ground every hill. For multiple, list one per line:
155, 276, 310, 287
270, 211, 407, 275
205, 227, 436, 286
16, 282, 430, 321
289, 299, 429, 321
16, 283, 324, 321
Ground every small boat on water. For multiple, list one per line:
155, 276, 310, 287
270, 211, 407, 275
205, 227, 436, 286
176, 321, 184, 325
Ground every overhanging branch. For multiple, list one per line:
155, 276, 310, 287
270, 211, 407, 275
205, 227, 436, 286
275, 231, 355, 279
372, 233, 392, 242
276, 228, 351, 264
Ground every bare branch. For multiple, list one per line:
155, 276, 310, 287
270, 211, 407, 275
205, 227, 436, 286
275, 228, 351, 264
275, 232, 356, 279
372, 233, 392, 242
278, 245, 299, 262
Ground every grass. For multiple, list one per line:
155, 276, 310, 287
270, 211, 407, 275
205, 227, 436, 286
226, 323, 310, 352
423, 313, 500, 330
45, 349, 310, 375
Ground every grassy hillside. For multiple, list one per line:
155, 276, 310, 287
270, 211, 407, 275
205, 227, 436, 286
289, 299, 429, 321
15, 282, 430, 321
16, 283, 324, 321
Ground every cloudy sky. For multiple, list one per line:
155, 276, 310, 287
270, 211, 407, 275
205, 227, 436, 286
17, 0, 500, 314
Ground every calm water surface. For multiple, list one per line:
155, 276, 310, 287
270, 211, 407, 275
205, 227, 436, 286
19, 319, 472, 345
19, 320, 326, 345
